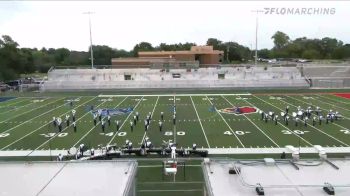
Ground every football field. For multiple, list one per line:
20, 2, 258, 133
0, 92, 350, 155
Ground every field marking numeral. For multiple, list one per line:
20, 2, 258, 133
40, 133, 68, 138
303, 96, 314, 100
224, 131, 246, 136
164, 131, 186, 136
340, 129, 350, 135
282, 130, 305, 135
104, 132, 114, 137
118, 132, 127, 136
40, 133, 55, 138
0, 133, 10, 138
102, 132, 127, 137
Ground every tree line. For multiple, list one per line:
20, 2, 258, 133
1, 31, 350, 81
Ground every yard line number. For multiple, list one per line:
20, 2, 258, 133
164, 131, 186, 136
40, 133, 68, 138
340, 129, 350, 135
282, 130, 308, 135
100, 132, 127, 137
224, 131, 249, 136
0, 133, 10, 138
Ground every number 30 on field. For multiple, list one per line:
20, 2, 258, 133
40, 133, 68, 138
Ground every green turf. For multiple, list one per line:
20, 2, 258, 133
0, 92, 349, 152
1, 91, 349, 195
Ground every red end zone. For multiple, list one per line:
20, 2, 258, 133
334, 93, 350, 99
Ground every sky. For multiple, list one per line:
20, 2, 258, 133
0, 1, 349, 51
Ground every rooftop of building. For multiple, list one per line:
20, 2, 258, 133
203, 158, 350, 196
138, 45, 224, 56
0, 160, 137, 196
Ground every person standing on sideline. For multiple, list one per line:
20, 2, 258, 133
65, 114, 70, 127
144, 119, 148, 131
57, 153, 63, 161
98, 110, 102, 121
93, 113, 97, 126
146, 115, 150, 125
101, 120, 105, 132
161, 112, 164, 121
159, 120, 163, 132
57, 118, 62, 132
107, 115, 111, 126
53, 117, 57, 127
73, 121, 77, 132
115, 120, 120, 131
79, 144, 85, 156
136, 112, 139, 121
130, 121, 134, 132
133, 115, 137, 125
72, 109, 76, 122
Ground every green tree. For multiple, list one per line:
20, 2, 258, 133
271, 31, 290, 50
133, 42, 154, 56
258, 49, 272, 59
206, 38, 222, 50
302, 49, 321, 59
88, 45, 114, 65
54, 48, 70, 65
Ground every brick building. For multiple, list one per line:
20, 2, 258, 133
111, 46, 223, 69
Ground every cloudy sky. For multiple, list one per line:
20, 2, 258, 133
1, 1, 349, 51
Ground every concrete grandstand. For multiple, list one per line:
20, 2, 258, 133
41, 66, 309, 91
299, 65, 350, 88
40, 62, 350, 91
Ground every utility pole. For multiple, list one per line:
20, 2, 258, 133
251, 10, 264, 66
83, 11, 95, 69
226, 45, 229, 63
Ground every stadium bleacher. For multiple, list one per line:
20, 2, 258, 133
41, 66, 309, 91
299, 65, 350, 88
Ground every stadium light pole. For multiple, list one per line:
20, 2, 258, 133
251, 10, 264, 66
83, 11, 95, 69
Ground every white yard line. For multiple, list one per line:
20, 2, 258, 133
190, 96, 211, 148
223, 95, 280, 148
140, 96, 159, 146
317, 94, 350, 105
0, 98, 27, 108
1, 97, 96, 150
72, 97, 129, 148
1, 98, 67, 134
205, 96, 245, 148
251, 95, 313, 146
98, 93, 252, 97
268, 95, 349, 147
107, 96, 144, 145
27, 98, 108, 155
311, 95, 350, 112
0, 98, 48, 115
287, 95, 350, 120
0, 98, 63, 123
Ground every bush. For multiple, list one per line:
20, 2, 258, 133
36, 64, 52, 73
